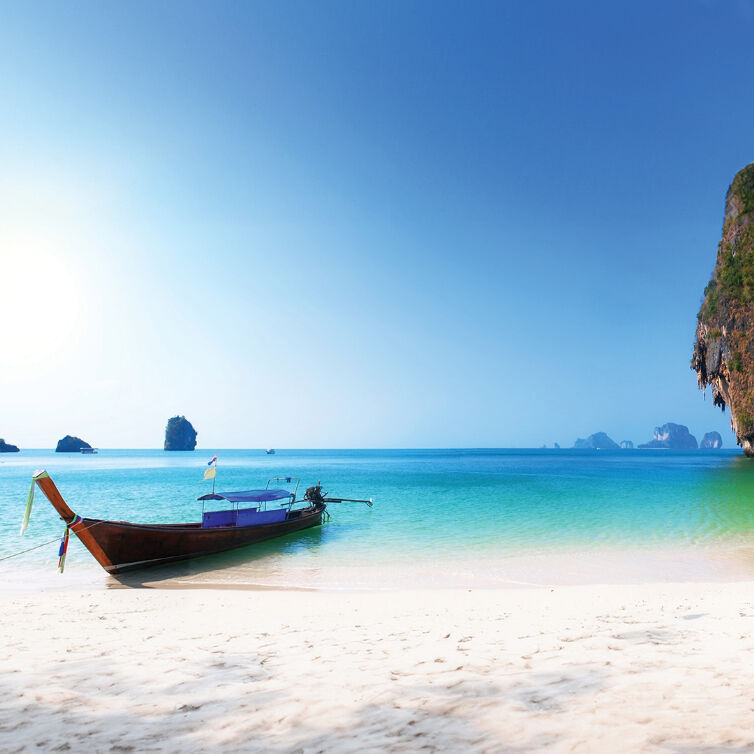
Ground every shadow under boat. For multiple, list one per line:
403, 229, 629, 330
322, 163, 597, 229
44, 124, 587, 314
107, 525, 331, 588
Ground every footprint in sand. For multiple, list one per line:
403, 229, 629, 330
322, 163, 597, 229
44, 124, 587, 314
612, 629, 678, 645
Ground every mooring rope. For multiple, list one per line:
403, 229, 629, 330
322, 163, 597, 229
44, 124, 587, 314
0, 520, 103, 565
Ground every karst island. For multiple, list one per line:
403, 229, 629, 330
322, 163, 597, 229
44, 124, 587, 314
164, 415, 197, 451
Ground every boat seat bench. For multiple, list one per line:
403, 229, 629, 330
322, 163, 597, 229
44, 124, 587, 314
202, 507, 288, 528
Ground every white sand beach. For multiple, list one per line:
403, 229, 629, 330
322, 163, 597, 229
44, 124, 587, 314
2, 582, 754, 753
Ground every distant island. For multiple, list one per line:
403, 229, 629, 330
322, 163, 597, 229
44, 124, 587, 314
0, 438, 20, 453
638, 423, 697, 449
693, 163, 754, 456
164, 415, 197, 451
620, 440, 634, 449
55, 435, 92, 453
573, 432, 619, 450
701, 431, 723, 449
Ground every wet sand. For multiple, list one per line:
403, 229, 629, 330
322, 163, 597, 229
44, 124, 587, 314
7, 540, 754, 594
1, 582, 754, 752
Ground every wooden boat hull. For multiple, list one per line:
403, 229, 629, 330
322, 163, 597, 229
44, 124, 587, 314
32, 471, 325, 574
73, 509, 324, 573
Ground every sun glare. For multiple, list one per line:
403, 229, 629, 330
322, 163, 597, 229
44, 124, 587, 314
0, 246, 82, 368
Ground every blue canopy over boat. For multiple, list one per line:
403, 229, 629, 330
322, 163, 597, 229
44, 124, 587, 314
197, 489, 294, 503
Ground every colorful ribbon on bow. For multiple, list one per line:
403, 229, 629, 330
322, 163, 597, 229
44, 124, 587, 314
57, 515, 83, 574
20, 478, 35, 536
20, 471, 50, 536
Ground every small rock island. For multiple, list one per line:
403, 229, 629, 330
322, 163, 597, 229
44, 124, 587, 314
693, 163, 754, 456
573, 432, 619, 450
638, 423, 698, 449
701, 431, 723, 449
0, 438, 20, 453
620, 440, 634, 449
164, 416, 197, 451
55, 435, 93, 453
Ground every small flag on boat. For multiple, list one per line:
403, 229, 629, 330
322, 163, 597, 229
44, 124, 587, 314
207, 455, 217, 466
202, 466, 216, 481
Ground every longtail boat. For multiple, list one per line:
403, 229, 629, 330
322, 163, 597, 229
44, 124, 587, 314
22, 470, 372, 574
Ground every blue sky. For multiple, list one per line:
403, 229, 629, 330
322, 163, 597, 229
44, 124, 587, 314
1, 0, 753, 448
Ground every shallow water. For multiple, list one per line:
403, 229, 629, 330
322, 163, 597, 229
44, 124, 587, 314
2, 448, 754, 589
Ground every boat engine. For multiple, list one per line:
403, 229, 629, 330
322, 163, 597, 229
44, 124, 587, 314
303, 485, 325, 504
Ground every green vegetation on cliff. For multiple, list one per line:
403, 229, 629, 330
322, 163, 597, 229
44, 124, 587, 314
693, 163, 754, 456
700, 167, 754, 317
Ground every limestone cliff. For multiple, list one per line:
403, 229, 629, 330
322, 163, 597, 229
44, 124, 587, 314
638, 423, 697, 450
701, 431, 723, 449
693, 163, 754, 456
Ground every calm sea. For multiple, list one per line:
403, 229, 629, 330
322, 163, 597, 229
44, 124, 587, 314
2, 448, 754, 589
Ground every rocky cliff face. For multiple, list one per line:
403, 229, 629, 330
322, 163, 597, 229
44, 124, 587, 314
638, 423, 698, 449
164, 416, 197, 451
55, 435, 92, 452
573, 432, 619, 450
701, 431, 723, 449
693, 163, 754, 456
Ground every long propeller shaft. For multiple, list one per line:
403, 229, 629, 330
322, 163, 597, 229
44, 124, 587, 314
323, 497, 373, 507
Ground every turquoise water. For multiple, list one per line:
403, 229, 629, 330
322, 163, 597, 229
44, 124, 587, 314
2, 449, 754, 587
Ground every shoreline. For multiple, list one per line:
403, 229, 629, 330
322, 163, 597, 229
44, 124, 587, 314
2, 581, 754, 752
5, 539, 754, 594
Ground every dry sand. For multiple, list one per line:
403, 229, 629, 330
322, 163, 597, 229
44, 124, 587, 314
1, 583, 754, 753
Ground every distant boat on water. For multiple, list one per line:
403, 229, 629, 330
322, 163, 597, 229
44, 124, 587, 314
80, 448, 98, 454
266, 448, 276, 454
